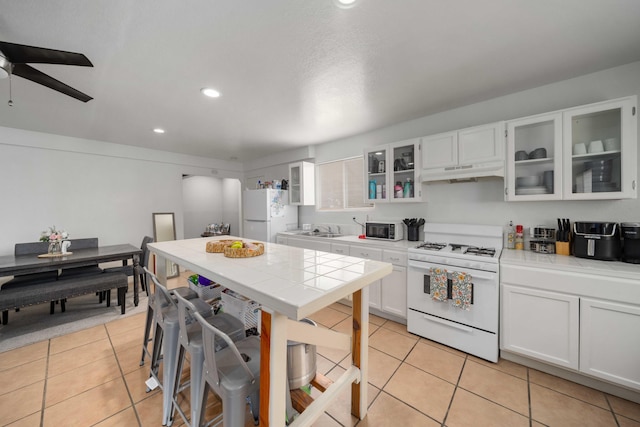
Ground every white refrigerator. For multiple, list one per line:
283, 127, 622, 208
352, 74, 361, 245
242, 189, 298, 242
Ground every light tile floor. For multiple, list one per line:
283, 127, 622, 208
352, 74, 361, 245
1, 282, 640, 426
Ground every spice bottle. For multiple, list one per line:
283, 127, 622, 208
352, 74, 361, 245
515, 224, 524, 250
506, 221, 515, 249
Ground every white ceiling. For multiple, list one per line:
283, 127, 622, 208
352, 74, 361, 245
1, 1, 640, 162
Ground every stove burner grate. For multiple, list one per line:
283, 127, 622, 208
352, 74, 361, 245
416, 242, 447, 250
465, 246, 496, 257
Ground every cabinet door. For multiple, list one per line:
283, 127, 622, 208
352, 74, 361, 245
501, 284, 579, 369
289, 161, 316, 205
390, 139, 421, 202
562, 97, 637, 200
458, 122, 505, 166
287, 237, 331, 252
506, 113, 563, 201
580, 298, 640, 390
421, 131, 458, 169
275, 235, 288, 245
349, 246, 382, 310
364, 145, 390, 203
381, 265, 407, 318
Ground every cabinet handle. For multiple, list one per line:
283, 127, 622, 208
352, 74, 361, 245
389, 257, 399, 261
633, 180, 637, 190
423, 314, 473, 332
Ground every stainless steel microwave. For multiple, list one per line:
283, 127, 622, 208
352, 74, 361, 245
365, 221, 404, 241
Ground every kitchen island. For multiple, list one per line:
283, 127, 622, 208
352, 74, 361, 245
148, 236, 392, 426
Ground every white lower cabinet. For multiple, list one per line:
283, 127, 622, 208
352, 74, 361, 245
381, 249, 407, 318
275, 235, 288, 245
501, 284, 579, 369
286, 237, 331, 252
280, 236, 408, 319
349, 246, 383, 311
580, 298, 640, 390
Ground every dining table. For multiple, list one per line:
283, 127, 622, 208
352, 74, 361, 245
148, 236, 392, 427
0, 244, 143, 305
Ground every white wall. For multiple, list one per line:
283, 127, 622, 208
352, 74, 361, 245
0, 127, 243, 255
296, 61, 640, 231
182, 176, 223, 239
221, 178, 241, 237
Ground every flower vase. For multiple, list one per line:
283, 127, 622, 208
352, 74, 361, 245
48, 241, 62, 255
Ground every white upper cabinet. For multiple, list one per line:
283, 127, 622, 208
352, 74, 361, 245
289, 161, 315, 205
421, 122, 505, 181
506, 96, 637, 201
562, 97, 637, 200
364, 138, 421, 203
506, 112, 563, 201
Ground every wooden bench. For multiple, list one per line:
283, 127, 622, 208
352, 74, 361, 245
0, 272, 129, 324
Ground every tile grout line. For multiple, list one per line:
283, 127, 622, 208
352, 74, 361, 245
40, 339, 51, 427
527, 367, 532, 427
604, 394, 622, 427
440, 355, 467, 427
104, 322, 143, 426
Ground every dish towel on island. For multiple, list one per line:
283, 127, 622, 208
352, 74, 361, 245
429, 267, 448, 302
451, 271, 472, 310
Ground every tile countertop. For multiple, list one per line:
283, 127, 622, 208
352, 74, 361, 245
148, 236, 393, 320
279, 231, 419, 250
500, 249, 640, 282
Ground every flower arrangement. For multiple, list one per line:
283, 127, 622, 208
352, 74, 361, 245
39, 226, 69, 242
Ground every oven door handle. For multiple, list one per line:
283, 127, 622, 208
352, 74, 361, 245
408, 260, 496, 281
421, 314, 473, 333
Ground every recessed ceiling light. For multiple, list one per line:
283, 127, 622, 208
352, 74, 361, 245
335, 0, 357, 8
201, 88, 221, 98
153, 128, 165, 134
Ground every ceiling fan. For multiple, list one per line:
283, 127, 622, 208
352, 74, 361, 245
0, 41, 93, 102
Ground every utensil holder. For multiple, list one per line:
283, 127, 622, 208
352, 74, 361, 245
407, 226, 421, 241
556, 241, 570, 256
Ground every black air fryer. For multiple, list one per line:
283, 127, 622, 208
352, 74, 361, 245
621, 222, 640, 264
573, 222, 621, 261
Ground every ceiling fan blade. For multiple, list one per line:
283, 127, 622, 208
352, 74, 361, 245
0, 41, 92, 67
12, 63, 93, 102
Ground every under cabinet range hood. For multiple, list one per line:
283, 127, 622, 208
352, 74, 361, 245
421, 161, 505, 183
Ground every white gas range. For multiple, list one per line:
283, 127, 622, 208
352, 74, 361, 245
407, 223, 503, 362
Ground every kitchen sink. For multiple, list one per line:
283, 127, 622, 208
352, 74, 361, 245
292, 231, 344, 238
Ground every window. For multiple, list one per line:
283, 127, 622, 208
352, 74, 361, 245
316, 156, 373, 211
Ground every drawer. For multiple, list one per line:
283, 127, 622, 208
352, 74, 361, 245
383, 250, 407, 265
349, 246, 382, 261
331, 243, 350, 255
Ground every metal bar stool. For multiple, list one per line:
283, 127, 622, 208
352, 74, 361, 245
171, 291, 246, 426
139, 267, 199, 367
142, 268, 214, 426
193, 310, 261, 427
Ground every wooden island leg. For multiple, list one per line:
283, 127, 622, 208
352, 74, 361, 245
351, 287, 369, 419
260, 309, 288, 427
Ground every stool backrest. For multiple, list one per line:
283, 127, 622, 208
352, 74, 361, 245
193, 310, 256, 395
144, 267, 178, 323
173, 289, 201, 349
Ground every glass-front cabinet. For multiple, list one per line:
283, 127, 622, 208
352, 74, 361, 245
288, 161, 315, 205
563, 97, 637, 200
506, 96, 637, 201
506, 112, 563, 201
365, 139, 421, 203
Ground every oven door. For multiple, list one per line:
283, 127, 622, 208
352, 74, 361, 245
407, 259, 498, 333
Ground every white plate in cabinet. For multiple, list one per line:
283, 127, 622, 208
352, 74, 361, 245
580, 298, 640, 390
